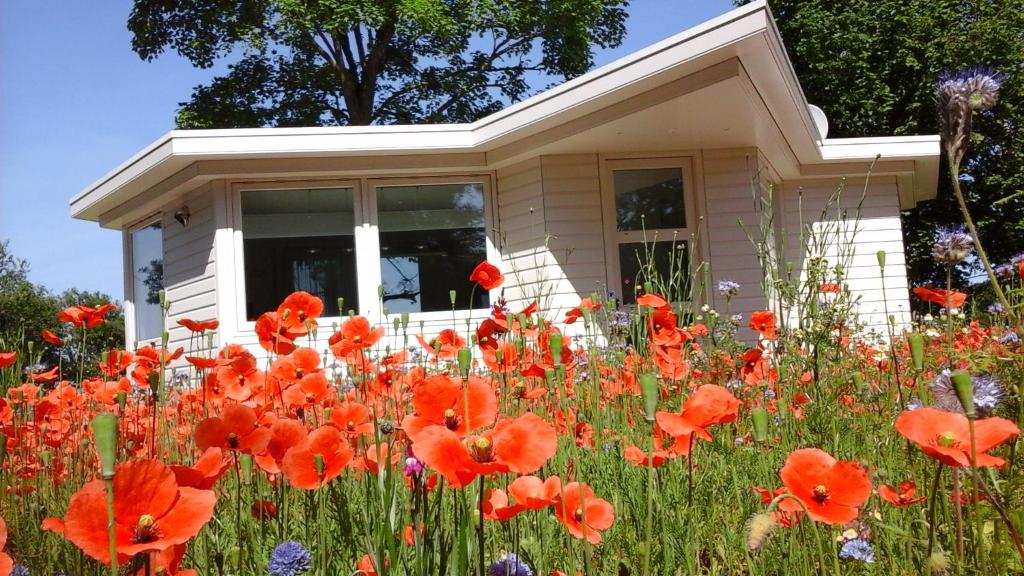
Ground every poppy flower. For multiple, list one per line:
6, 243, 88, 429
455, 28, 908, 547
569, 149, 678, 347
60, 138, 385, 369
912, 287, 967, 309
215, 352, 265, 402
779, 448, 871, 525
553, 482, 615, 544
255, 312, 298, 355
410, 413, 558, 488
416, 329, 465, 360
564, 297, 601, 324
254, 417, 308, 475
186, 356, 219, 370
636, 293, 670, 309
655, 385, 740, 452
329, 400, 375, 437
42, 329, 63, 346
177, 319, 219, 333
0, 352, 16, 369
270, 348, 323, 383
277, 291, 323, 334
481, 341, 521, 374
280, 425, 353, 489
508, 475, 563, 510
194, 404, 272, 455
0, 515, 11, 576
98, 350, 133, 377
330, 316, 385, 358
749, 310, 778, 340
29, 366, 60, 383
878, 481, 926, 507
282, 372, 332, 409
469, 261, 504, 291
58, 459, 216, 565
58, 303, 116, 328
171, 448, 230, 490
401, 374, 497, 439
894, 407, 1019, 467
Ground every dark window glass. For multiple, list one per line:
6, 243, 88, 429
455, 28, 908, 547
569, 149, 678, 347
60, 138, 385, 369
241, 188, 356, 320
618, 240, 688, 305
377, 183, 489, 313
131, 222, 164, 341
613, 168, 685, 231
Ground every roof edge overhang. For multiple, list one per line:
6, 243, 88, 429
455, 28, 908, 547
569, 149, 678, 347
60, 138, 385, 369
71, 0, 939, 227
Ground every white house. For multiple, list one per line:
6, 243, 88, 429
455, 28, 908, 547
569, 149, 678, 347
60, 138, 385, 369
70, 1, 938, 354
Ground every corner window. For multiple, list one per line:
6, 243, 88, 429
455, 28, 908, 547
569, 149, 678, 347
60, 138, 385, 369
604, 159, 694, 304
240, 187, 358, 320
376, 183, 489, 313
130, 221, 164, 341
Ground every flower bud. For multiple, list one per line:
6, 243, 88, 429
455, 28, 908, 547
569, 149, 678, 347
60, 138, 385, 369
639, 373, 659, 423
751, 407, 769, 443
457, 347, 472, 380
92, 412, 118, 479
548, 332, 563, 366
950, 370, 975, 417
907, 332, 925, 370
876, 250, 886, 270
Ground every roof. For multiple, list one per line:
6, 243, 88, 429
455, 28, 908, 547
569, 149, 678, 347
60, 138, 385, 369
71, 0, 939, 227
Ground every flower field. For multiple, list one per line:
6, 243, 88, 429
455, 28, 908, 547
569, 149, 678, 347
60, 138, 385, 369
1, 252, 1023, 576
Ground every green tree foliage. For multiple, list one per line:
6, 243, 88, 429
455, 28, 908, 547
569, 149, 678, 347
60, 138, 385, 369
738, 0, 1024, 291
0, 240, 124, 380
129, 0, 628, 127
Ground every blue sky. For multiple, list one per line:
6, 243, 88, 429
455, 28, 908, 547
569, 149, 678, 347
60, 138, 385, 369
0, 0, 734, 300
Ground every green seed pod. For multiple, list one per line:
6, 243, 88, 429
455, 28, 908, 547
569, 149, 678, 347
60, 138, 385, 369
116, 391, 127, 412
400, 312, 409, 329
751, 407, 769, 443
907, 332, 925, 370
950, 370, 975, 417
851, 373, 865, 391
876, 250, 886, 270
337, 297, 345, 315
457, 347, 472, 380
92, 412, 118, 479
549, 332, 563, 366
449, 290, 457, 306
639, 373, 659, 423
544, 368, 556, 388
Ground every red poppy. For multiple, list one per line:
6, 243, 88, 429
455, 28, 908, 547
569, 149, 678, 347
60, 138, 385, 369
818, 283, 841, 294
186, 356, 219, 370
254, 417, 308, 475
330, 316, 385, 358
895, 407, 1019, 468
177, 319, 219, 333
401, 374, 497, 439
194, 404, 272, 455
749, 310, 778, 340
281, 372, 332, 409
58, 459, 216, 565
508, 475, 562, 510
564, 297, 601, 324
329, 400, 375, 437
171, 448, 231, 490
469, 261, 504, 291
553, 482, 615, 544
878, 480, 926, 507
779, 448, 871, 525
636, 293, 670, 309
29, 366, 60, 383
655, 384, 740, 453
58, 303, 116, 328
98, 350, 133, 377
0, 352, 16, 369
912, 287, 967, 309
215, 352, 265, 402
277, 291, 324, 334
280, 425, 353, 489
410, 412, 558, 488
255, 312, 297, 355
251, 500, 278, 521
42, 329, 63, 346
416, 329, 466, 360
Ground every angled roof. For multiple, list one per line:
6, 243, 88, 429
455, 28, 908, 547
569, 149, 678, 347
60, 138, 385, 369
72, 0, 939, 227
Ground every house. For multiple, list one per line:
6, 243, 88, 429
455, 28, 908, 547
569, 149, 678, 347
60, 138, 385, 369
70, 1, 938, 356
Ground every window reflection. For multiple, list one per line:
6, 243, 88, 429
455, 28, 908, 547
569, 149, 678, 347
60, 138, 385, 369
132, 222, 164, 341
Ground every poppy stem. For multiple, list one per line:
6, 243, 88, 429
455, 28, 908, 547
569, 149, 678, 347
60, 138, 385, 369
477, 475, 486, 576
926, 463, 944, 560
686, 435, 695, 506
103, 475, 118, 576
642, 436, 655, 576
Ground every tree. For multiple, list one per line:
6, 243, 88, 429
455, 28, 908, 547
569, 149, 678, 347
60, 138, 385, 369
736, 0, 1024, 292
129, 0, 628, 128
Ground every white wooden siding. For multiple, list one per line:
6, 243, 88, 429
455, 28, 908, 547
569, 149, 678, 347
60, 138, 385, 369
780, 176, 911, 336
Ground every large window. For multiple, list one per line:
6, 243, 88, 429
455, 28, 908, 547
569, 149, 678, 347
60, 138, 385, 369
130, 221, 164, 341
236, 179, 493, 324
604, 159, 694, 304
376, 183, 488, 313
241, 187, 358, 320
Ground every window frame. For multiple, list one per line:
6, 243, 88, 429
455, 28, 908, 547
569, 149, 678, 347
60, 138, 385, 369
229, 173, 500, 333
599, 156, 699, 303
125, 213, 165, 346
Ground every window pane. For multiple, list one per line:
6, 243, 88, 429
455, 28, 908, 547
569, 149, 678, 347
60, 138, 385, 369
241, 188, 357, 320
377, 183, 489, 313
618, 240, 688, 305
613, 168, 685, 231
132, 223, 164, 341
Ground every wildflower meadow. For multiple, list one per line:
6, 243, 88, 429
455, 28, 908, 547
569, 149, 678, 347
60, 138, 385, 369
1, 70, 1023, 576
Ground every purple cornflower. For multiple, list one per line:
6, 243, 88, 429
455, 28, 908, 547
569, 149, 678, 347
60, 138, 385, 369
936, 67, 1006, 162
931, 226, 973, 265
487, 552, 534, 576
986, 302, 1005, 315
268, 541, 312, 576
839, 539, 876, 563
931, 370, 1005, 416
718, 280, 741, 298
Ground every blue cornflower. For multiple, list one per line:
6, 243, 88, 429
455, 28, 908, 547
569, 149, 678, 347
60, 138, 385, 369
718, 280, 741, 298
839, 539, 875, 563
268, 541, 312, 576
487, 552, 534, 576
11, 565, 29, 576
1000, 331, 1020, 345
987, 302, 1005, 315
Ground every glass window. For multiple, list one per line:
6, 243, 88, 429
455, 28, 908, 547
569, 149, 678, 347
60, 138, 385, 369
241, 188, 357, 320
618, 241, 688, 305
131, 222, 164, 341
376, 183, 489, 313
614, 168, 685, 231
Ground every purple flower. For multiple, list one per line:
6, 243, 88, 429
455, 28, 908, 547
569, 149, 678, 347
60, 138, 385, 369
718, 280, 741, 298
936, 67, 1006, 161
930, 370, 1004, 416
839, 539, 876, 563
931, 225, 973, 265
487, 552, 534, 576
269, 541, 312, 576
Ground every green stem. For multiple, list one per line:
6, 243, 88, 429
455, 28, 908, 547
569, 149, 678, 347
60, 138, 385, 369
927, 463, 944, 561
104, 476, 118, 575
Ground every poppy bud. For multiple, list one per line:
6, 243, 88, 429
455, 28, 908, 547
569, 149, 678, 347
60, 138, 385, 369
393, 317, 400, 332
851, 373, 865, 391
543, 368, 556, 388
401, 312, 409, 329
457, 347, 472, 380
549, 332, 563, 366
92, 412, 118, 479
337, 297, 345, 315
116, 391, 127, 412
449, 290, 457, 306
950, 370, 975, 417
876, 250, 886, 270
907, 333, 925, 370
639, 373, 659, 423
643, 282, 653, 295
378, 285, 385, 299
314, 454, 325, 478
751, 407, 769, 443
